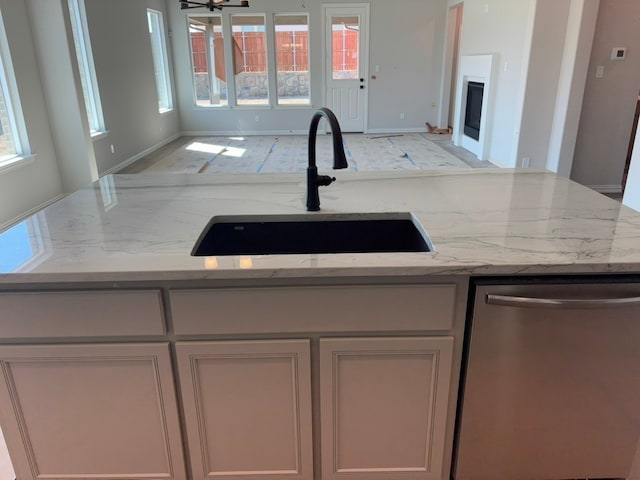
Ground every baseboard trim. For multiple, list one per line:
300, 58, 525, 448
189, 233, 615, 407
366, 128, 427, 134
0, 194, 67, 232
181, 129, 308, 136
587, 184, 622, 194
181, 128, 428, 136
105, 133, 182, 175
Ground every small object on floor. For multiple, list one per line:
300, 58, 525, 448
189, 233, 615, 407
400, 152, 408, 158
426, 122, 452, 134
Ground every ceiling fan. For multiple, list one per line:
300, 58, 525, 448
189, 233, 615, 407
179, 0, 249, 11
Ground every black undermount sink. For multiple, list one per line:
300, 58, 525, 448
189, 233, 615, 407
191, 212, 433, 256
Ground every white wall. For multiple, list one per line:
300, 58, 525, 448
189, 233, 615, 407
27, 0, 99, 193
454, 0, 535, 167
367, 0, 446, 131
571, 0, 640, 191
169, 0, 447, 134
516, 0, 570, 169
0, 0, 63, 227
85, 0, 180, 174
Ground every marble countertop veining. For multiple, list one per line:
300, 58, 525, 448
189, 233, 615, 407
2, 169, 640, 284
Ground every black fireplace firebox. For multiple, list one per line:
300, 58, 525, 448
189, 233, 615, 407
464, 81, 484, 141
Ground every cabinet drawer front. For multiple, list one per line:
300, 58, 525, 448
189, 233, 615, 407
0, 290, 166, 338
170, 284, 457, 335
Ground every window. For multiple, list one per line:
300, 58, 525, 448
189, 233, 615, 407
188, 16, 227, 107
68, 0, 105, 136
331, 16, 359, 80
186, 12, 311, 108
147, 9, 173, 112
0, 9, 29, 168
274, 14, 309, 105
231, 15, 268, 106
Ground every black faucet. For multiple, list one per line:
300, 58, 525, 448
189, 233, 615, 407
306, 107, 348, 211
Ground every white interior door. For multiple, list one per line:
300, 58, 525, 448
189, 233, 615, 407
324, 4, 369, 133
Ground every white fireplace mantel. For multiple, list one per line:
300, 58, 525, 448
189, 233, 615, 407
453, 54, 497, 161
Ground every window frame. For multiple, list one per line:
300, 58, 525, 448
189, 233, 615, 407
187, 14, 228, 109
67, 0, 106, 137
147, 8, 174, 113
273, 13, 310, 107
230, 13, 269, 107
184, 10, 313, 110
0, 8, 31, 172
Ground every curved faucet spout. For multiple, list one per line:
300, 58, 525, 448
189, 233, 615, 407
306, 107, 348, 211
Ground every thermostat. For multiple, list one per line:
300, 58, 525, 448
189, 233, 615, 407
611, 47, 626, 60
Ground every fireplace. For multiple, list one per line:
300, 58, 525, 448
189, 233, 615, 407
464, 81, 484, 141
453, 54, 495, 160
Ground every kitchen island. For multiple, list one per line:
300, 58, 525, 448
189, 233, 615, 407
0, 169, 639, 480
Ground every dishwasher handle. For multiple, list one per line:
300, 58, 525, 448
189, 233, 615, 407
486, 293, 640, 309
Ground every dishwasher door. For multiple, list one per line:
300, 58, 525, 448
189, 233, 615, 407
453, 280, 640, 480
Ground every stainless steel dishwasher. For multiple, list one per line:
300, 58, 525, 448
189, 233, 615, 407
453, 277, 640, 480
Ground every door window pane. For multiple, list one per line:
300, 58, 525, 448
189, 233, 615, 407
189, 16, 227, 107
275, 14, 309, 106
231, 15, 268, 106
331, 16, 359, 80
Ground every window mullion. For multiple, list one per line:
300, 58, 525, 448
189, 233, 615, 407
265, 14, 277, 107
221, 12, 237, 107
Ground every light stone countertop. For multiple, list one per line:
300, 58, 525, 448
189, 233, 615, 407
1, 169, 640, 284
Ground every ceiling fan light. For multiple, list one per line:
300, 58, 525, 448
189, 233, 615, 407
178, 0, 249, 10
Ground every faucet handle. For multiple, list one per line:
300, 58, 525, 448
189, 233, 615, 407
316, 175, 336, 186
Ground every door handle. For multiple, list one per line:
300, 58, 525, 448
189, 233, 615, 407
486, 293, 640, 309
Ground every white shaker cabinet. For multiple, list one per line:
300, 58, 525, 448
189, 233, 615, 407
0, 343, 186, 480
175, 340, 314, 480
319, 337, 454, 480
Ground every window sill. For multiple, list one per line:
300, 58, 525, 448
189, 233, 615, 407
0, 154, 36, 175
91, 130, 110, 141
193, 104, 230, 110
233, 104, 272, 110
275, 103, 313, 109
159, 107, 176, 116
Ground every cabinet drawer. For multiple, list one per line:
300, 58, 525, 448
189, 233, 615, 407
0, 290, 166, 338
170, 284, 457, 335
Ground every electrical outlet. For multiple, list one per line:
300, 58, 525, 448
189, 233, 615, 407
431, 102, 437, 108
400, 112, 405, 120
595, 65, 605, 78
521, 156, 531, 168
254, 115, 260, 122
110, 144, 115, 154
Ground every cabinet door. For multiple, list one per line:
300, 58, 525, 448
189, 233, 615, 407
176, 340, 313, 480
0, 343, 186, 480
320, 337, 454, 480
